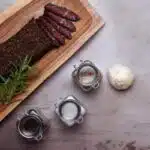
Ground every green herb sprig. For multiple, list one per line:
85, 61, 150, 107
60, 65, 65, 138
0, 56, 32, 104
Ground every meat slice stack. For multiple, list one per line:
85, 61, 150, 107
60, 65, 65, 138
45, 3, 80, 21
36, 3, 80, 47
0, 3, 80, 76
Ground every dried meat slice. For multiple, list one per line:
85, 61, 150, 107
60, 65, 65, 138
39, 17, 65, 45
44, 16, 72, 40
36, 18, 60, 47
44, 11, 76, 32
45, 3, 80, 21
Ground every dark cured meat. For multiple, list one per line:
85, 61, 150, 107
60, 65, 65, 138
45, 3, 80, 21
44, 11, 76, 32
0, 19, 51, 76
39, 17, 65, 45
44, 16, 72, 40
36, 18, 60, 47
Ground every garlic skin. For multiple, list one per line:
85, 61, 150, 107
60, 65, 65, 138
107, 64, 135, 90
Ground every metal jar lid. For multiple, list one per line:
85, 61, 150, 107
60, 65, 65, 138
16, 109, 49, 141
72, 60, 102, 92
55, 96, 86, 127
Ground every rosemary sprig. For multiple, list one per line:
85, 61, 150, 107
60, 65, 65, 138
0, 56, 32, 104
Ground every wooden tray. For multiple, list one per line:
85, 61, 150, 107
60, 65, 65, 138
0, 0, 104, 121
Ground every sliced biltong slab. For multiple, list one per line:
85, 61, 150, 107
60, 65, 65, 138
39, 17, 65, 45
36, 18, 60, 47
44, 16, 72, 40
0, 19, 51, 76
45, 3, 80, 21
44, 11, 76, 32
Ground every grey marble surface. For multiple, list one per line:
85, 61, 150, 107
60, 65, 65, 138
1, 0, 150, 149
0, 0, 16, 12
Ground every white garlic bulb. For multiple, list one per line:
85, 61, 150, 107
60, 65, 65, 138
107, 64, 135, 90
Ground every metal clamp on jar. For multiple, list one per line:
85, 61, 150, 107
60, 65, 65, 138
16, 109, 49, 141
55, 96, 86, 127
72, 60, 102, 92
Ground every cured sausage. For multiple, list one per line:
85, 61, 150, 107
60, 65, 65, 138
39, 17, 65, 45
45, 3, 80, 21
44, 11, 76, 32
0, 19, 52, 76
44, 16, 72, 40
36, 18, 60, 47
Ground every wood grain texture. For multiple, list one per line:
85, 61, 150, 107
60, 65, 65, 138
0, 0, 32, 25
0, 0, 104, 121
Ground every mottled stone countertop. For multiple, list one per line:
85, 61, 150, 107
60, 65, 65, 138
1, 0, 150, 150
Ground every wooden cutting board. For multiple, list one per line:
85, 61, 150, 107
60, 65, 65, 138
0, 0, 104, 121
